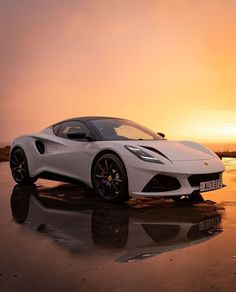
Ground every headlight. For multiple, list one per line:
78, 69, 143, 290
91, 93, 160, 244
124, 145, 164, 164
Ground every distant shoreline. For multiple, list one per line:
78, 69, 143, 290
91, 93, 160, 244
215, 152, 236, 159
0, 146, 10, 162
1, 145, 236, 162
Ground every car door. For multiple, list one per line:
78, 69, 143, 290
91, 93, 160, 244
47, 120, 97, 185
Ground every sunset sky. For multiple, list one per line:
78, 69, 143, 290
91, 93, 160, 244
1, 0, 236, 144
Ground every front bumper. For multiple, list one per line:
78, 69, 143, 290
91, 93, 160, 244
130, 173, 200, 197
126, 156, 225, 197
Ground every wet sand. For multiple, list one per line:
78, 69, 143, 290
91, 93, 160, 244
0, 160, 236, 291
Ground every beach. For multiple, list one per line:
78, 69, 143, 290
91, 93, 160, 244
0, 158, 236, 291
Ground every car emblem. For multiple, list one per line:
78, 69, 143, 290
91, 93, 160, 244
204, 162, 208, 166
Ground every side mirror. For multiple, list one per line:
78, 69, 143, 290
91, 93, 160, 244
157, 132, 165, 139
67, 129, 93, 140
67, 131, 86, 139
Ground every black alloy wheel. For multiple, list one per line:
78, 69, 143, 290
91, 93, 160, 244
93, 154, 128, 203
10, 148, 37, 184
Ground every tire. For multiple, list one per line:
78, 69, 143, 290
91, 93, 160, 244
172, 193, 204, 204
10, 148, 37, 184
189, 192, 204, 203
92, 153, 129, 203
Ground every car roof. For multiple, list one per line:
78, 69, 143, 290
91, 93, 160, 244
52, 116, 127, 126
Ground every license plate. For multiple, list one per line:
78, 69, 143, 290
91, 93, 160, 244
199, 216, 221, 231
200, 179, 222, 192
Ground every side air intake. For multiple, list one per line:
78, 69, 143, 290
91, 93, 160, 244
35, 140, 45, 154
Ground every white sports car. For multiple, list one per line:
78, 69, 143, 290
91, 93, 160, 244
10, 116, 225, 202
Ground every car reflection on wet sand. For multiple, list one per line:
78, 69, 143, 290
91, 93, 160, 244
11, 184, 224, 263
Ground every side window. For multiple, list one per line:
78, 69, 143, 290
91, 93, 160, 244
53, 123, 62, 136
57, 121, 91, 139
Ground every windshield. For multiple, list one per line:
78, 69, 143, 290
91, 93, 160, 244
91, 119, 162, 141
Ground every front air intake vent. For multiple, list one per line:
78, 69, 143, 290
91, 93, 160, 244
188, 172, 221, 187
35, 140, 45, 154
142, 174, 181, 192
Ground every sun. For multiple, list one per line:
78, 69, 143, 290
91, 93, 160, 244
194, 126, 236, 143
221, 126, 236, 135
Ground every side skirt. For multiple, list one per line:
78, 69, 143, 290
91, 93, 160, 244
37, 171, 88, 187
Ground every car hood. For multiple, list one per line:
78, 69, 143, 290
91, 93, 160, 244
120, 140, 215, 162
